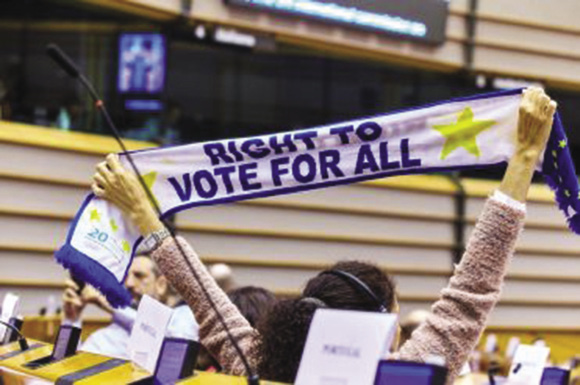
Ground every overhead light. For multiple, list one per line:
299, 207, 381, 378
475, 74, 487, 89
194, 25, 207, 40
214, 27, 257, 48
492, 77, 543, 90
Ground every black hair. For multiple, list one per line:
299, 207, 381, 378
256, 260, 397, 382
257, 298, 320, 383
303, 261, 396, 312
228, 286, 278, 328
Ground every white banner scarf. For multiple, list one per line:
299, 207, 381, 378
55, 89, 580, 307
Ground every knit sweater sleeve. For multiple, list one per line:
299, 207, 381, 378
395, 197, 525, 384
151, 236, 258, 376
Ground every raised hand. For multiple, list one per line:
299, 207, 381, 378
499, 87, 557, 202
516, 87, 557, 157
92, 154, 163, 236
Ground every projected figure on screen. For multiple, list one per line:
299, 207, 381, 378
119, 34, 165, 94
127, 39, 153, 92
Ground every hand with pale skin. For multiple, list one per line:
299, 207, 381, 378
62, 279, 114, 320
82, 284, 114, 315
62, 279, 85, 322
92, 154, 163, 237
499, 87, 557, 202
517, 87, 557, 153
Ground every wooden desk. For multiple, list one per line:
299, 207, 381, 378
0, 340, 492, 384
178, 371, 287, 384
0, 341, 149, 384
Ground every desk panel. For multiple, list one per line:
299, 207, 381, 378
31, 353, 112, 382
74, 362, 151, 384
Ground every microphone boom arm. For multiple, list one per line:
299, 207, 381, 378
0, 319, 29, 352
46, 43, 260, 385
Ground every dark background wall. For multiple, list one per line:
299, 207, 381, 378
1, 0, 580, 179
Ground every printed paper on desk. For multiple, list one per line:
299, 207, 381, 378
295, 308, 398, 385
508, 344, 550, 385
128, 295, 173, 373
0, 293, 20, 340
506, 336, 521, 359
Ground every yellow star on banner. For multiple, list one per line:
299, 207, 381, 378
122, 240, 131, 254
433, 107, 496, 160
90, 209, 101, 222
142, 171, 160, 208
110, 219, 119, 233
559, 139, 567, 148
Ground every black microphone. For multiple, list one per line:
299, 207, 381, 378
46, 43, 260, 385
46, 44, 80, 79
0, 319, 29, 352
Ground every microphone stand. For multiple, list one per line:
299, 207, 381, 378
0, 319, 29, 352
46, 44, 260, 385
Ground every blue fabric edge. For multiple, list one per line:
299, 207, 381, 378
541, 112, 580, 234
54, 194, 132, 308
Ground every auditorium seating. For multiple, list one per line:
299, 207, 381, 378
2, 121, 580, 364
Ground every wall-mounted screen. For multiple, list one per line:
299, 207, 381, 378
118, 33, 166, 94
225, 0, 449, 45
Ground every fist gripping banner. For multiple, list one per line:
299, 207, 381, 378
55, 88, 579, 307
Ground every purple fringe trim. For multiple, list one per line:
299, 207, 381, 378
55, 244, 132, 308
541, 112, 580, 234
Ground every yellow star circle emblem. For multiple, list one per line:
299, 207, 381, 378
143, 171, 160, 208
433, 107, 496, 160
110, 219, 119, 233
122, 240, 131, 254
89, 209, 101, 222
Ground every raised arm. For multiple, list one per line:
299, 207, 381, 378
396, 87, 557, 383
92, 155, 258, 376
499, 87, 557, 202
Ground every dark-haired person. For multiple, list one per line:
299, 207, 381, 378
228, 286, 278, 328
258, 260, 399, 381
197, 286, 278, 372
92, 87, 556, 383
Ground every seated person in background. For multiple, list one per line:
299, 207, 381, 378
228, 286, 278, 328
208, 263, 235, 293
63, 253, 198, 359
92, 88, 556, 383
197, 286, 278, 372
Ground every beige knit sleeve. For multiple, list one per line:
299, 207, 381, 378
396, 198, 525, 384
151, 236, 258, 376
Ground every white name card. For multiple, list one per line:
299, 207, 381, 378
128, 295, 173, 373
295, 308, 398, 385
508, 344, 550, 385
484, 333, 498, 353
505, 336, 521, 359
0, 293, 20, 340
